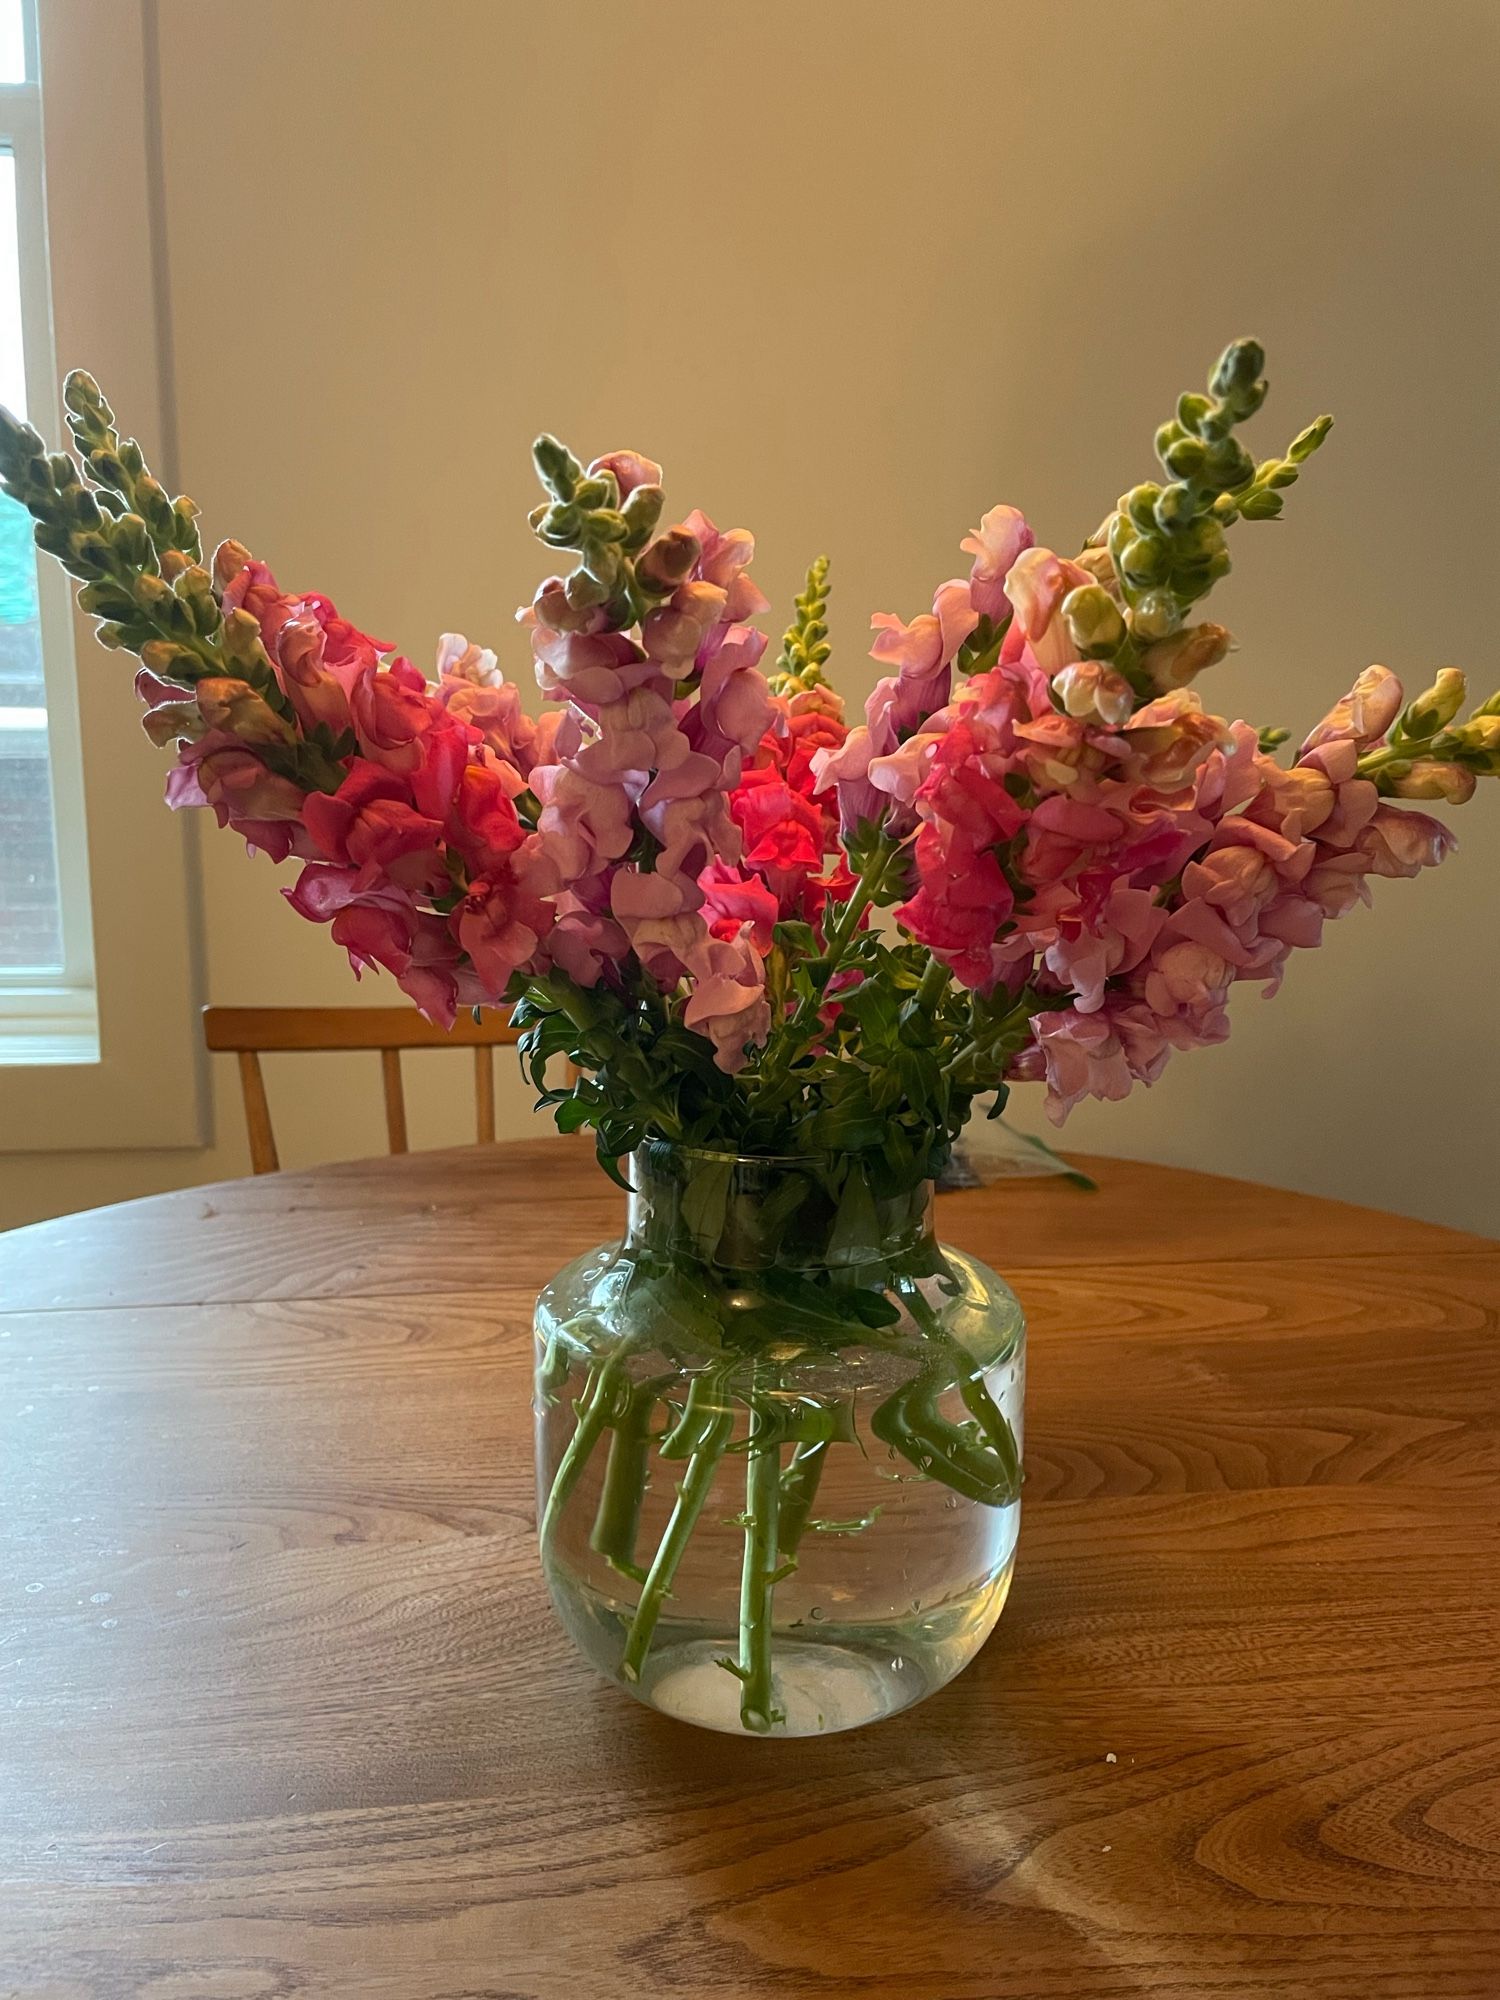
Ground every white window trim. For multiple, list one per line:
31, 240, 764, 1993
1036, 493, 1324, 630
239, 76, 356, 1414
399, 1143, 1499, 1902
0, 0, 205, 1149
0, 6, 97, 1053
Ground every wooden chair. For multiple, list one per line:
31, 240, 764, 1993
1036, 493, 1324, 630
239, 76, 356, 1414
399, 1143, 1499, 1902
202, 1005, 525, 1175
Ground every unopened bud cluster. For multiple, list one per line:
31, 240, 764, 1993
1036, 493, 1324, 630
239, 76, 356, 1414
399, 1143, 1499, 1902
769, 554, 832, 693
1357, 670, 1500, 803
528, 434, 667, 630
0, 371, 315, 752
1082, 340, 1333, 673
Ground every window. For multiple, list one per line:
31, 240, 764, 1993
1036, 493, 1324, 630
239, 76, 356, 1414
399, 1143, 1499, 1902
0, 0, 96, 1061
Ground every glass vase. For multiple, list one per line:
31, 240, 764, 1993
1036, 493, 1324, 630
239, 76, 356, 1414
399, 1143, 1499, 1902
533, 1142, 1025, 1737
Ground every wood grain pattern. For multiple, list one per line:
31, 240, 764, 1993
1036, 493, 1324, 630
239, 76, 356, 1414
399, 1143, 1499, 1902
1, 1139, 1496, 1998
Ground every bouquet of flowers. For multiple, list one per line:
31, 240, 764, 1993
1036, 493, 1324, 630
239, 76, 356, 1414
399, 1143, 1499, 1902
4, 340, 1496, 1734
5, 342, 1494, 1170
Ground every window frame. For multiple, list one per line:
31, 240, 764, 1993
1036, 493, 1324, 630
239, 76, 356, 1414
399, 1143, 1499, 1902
0, 0, 98, 1046
0, 0, 205, 1151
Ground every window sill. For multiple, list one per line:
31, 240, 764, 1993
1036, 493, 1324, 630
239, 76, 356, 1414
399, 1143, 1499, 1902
0, 984, 100, 1065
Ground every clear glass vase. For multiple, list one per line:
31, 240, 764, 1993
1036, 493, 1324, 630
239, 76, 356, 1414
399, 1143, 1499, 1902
533, 1142, 1026, 1737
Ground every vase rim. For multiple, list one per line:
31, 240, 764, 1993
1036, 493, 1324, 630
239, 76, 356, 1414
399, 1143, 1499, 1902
634, 1138, 850, 1170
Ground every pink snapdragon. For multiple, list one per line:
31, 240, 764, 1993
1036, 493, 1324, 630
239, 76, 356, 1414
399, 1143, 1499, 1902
519, 497, 777, 1056
813, 510, 1032, 837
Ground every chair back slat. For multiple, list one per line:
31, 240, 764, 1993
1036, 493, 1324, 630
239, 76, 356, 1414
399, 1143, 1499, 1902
380, 1048, 409, 1154
203, 1006, 521, 1053
236, 1049, 280, 1175
203, 1005, 523, 1174
474, 1046, 496, 1145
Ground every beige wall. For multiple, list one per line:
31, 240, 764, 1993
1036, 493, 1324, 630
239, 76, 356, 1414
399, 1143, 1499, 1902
2, 0, 1497, 1234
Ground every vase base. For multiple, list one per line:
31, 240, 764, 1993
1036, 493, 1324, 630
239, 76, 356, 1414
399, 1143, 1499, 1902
641, 1636, 922, 1736
550, 1552, 1016, 1737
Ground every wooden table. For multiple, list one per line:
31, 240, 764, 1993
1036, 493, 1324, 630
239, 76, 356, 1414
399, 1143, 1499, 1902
2, 1139, 1497, 1999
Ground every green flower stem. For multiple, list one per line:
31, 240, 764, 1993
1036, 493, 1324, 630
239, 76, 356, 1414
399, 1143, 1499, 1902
777, 1436, 830, 1558
737, 1393, 785, 1733
620, 1404, 734, 1683
881, 1277, 1022, 1505
539, 1353, 627, 1555
912, 956, 951, 1013
589, 1379, 656, 1577
659, 1372, 726, 1459
941, 993, 1039, 1089
750, 840, 899, 1104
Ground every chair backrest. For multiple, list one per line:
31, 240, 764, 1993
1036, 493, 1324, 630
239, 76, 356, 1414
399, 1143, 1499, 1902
202, 1005, 524, 1174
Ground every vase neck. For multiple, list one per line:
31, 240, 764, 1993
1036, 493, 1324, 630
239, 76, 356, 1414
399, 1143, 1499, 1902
625, 1143, 935, 1276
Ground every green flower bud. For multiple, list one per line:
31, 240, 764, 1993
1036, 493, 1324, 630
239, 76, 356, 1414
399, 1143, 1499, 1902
564, 566, 609, 613
1153, 482, 1195, 530
571, 475, 614, 510
1453, 713, 1500, 770
1163, 436, 1208, 480
63, 368, 108, 419
113, 513, 153, 567
1402, 668, 1467, 738
220, 608, 265, 665
1203, 439, 1255, 492
531, 434, 581, 503
1209, 337, 1265, 404
77, 580, 139, 620
1176, 393, 1214, 435
1061, 582, 1125, 657
585, 507, 630, 545
1125, 483, 1162, 532
1170, 554, 1229, 602
0, 404, 43, 458
139, 637, 201, 680
135, 474, 176, 539
533, 501, 582, 548
1210, 339, 1261, 389
1288, 415, 1333, 462
620, 482, 664, 550
69, 487, 104, 531
1129, 590, 1182, 642
1178, 516, 1227, 563
1238, 488, 1283, 520
1154, 420, 1185, 462
1119, 535, 1169, 587
87, 445, 128, 492
72, 530, 113, 574
195, 677, 294, 746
